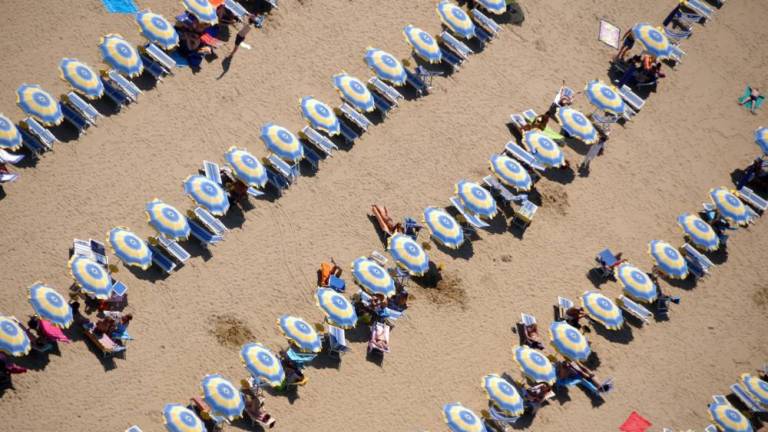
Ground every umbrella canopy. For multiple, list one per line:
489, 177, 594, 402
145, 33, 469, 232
260, 123, 303, 162
146, 199, 191, 240
28, 283, 73, 328
59, 59, 104, 99
708, 403, 753, 432
755, 127, 768, 155
200, 374, 244, 420
99, 34, 143, 78
364, 48, 407, 86
332, 73, 375, 112
477, 0, 506, 14
182, 0, 218, 24
0, 113, 22, 150
549, 321, 591, 361
741, 373, 768, 406
0, 316, 31, 357
423, 207, 464, 249
16, 84, 62, 126
455, 180, 497, 218
388, 233, 430, 276
614, 263, 657, 303
403, 25, 442, 63
632, 23, 671, 59
490, 154, 532, 190
710, 187, 751, 226
442, 403, 486, 432
225, 147, 267, 187
677, 212, 720, 251
584, 80, 625, 116
183, 175, 230, 216
136, 10, 179, 50
240, 342, 284, 387
351, 257, 396, 297
513, 345, 556, 384
581, 291, 624, 330
556, 107, 598, 144
163, 403, 206, 432
482, 374, 524, 416
648, 240, 688, 279
107, 227, 152, 269
300, 96, 340, 136
437, 1, 475, 40
68, 255, 113, 299
277, 315, 322, 353
522, 131, 565, 167
315, 288, 357, 328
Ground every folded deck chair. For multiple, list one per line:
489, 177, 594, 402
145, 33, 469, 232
522, 109, 538, 124
737, 186, 768, 213
684, 0, 714, 20
730, 383, 768, 414
368, 321, 391, 354
21, 118, 57, 151
617, 295, 651, 325
102, 79, 131, 109
155, 235, 192, 263
440, 46, 463, 70
106, 70, 142, 102
64, 92, 101, 126
142, 43, 176, 74
664, 26, 692, 44
326, 324, 350, 359
618, 85, 645, 112
590, 112, 620, 129
504, 142, 545, 173
403, 67, 431, 96
147, 244, 177, 273
471, 8, 502, 35
267, 154, 298, 183
300, 126, 337, 157
369, 77, 403, 105
82, 322, 126, 357
450, 196, 490, 229
680, 243, 713, 279
187, 218, 224, 246
337, 103, 372, 131
557, 296, 574, 321
203, 160, 223, 185
512, 200, 538, 230
483, 405, 520, 427
369, 251, 388, 267
60, 103, 89, 135
483, 175, 529, 206
0, 149, 24, 165
0, 172, 19, 184
440, 31, 473, 59
192, 207, 228, 236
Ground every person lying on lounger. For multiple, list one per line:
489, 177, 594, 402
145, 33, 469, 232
279, 355, 308, 387
241, 380, 276, 428
318, 259, 343, 287
556, 360, 613, 395
565, 306, 588, 328
523, 382, 552, 412
519, 321, 544, 350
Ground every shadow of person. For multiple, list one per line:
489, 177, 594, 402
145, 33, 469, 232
217, 55, 234, 80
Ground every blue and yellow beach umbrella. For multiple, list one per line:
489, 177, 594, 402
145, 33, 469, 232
184, 175, 230, 216
107, 227, 152, 270
182, 0, 218, 24
584, 80, 625, 116
482, 374, 524, 416
523, 131, 565, 167
423, 207, 464, 249
0, 114, 22, 150
648, 240, 688, 279
16, 84, 63, 126
332, 73, 375, 113
755, 127, 768, 155
388, 233, 430, 276
456, 180, 497, 218
632, 23, 671, 59
741, 374, 768, 406
240, 342, 285, 387
490, 154, 532, 190
99, 34, 143, 78
351, 257, 396, 297
146, 199, 191, 240
477, 0, 506, 15
59, 59, 104, 100
556, 107, 598, 144
225, 147, 267, 187
300, 96, 340, 136
677, 212, 720, 251
163, 403, 206, 432
708, 403, 753, 432
28, 283, 73, 328
403, 25, 442, 64
278, 315, 322, 353
513, 345, 556, 384
549, 321, 591, 361
710, 187, 751, 226
0, 316, 31, 357
200, 374, 244, 420
260, 123, 303, 162
442, 403, 486, 432
69, 255, 113, 299
315, 288, 357, 328
581, 291, 624, 330
136, 10, 179, 50
364, 48, 407, 86
614, 263, 657, 303
437, 1, 476, 40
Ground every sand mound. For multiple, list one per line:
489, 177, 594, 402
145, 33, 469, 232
538, 181, 570, 216
210, 315, 254, 349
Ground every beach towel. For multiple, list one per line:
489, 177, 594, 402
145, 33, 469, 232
101, 0, 138, 14
39, 319, 70, 343
169, 51, 191, 68
619, 411, 651, 432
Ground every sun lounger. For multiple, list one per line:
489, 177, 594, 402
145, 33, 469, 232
139, 54, 167, 81
187, 218, 224, 246
483, 405, 520, 428
102, 79, 131, 109
63, 92, 100, 126
192, 207, 228, 236
300, 126, 337, 157
483, 175, 529, 206
246, 186, 263, 198
681, 243, 713, 279
82, 322, 126, 357
736, 186, 767, 214
147, 244, 177, 273
403, 67, 431, 96
0, 172, 19, 184
125, 426, 143, 432
72, 238, 109, 265
591, 112, 620, 129
368, 321, 391, 354
21, 118, 57, 151
60, 103, 89, 135
106, 70, 141, 102
522, 109, 538, 123
338, 103, 372, 131
471, 8, 502, 35
504, 142, 546, 173
155, 235, 191, 263
557, 296, 574, 321
325, 324, 350, 359
664, 26, 692, 44
521, 313, 536, 327
440, 31, 473, 59
203, 160, 223, 185
142, 43, 176, 75
508, 113, 527, 130
440, 46, 463, 70
0, 149, 24, 165
18, 129, 45, 156
618, 85, 645, 112
595, 248, 622, 278
369, 251, 388, 267
450, 196, 490, 229
684, 0, 714, 20
267, 154, 298, 183
371, 91, 394, 116
617, 295, 651, 325
224, 0, 249, 21
713, 395, 729, 405
265, 168, 288, 195
512, 200, 538, 230
337, 118, 360, 144
369, 77, 402, 105
666, 45, 686, 67
730, 383, 767, 414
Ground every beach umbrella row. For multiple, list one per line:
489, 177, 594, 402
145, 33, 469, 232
523, 130, 565, 167
352, 257, 396, 297
0, 114, 22, 150
456, 180, 497, 218
437, 1, 476, 40
364, 48, 407, 86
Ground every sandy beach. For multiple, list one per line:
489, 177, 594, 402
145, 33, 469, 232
1, 0, 767, 431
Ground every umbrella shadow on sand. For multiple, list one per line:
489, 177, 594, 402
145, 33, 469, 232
591, 321, 634, 345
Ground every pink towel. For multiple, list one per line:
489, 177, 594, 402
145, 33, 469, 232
39, 320, 70, 343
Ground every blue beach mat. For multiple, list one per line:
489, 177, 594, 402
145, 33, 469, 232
102, 0, 138, 14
